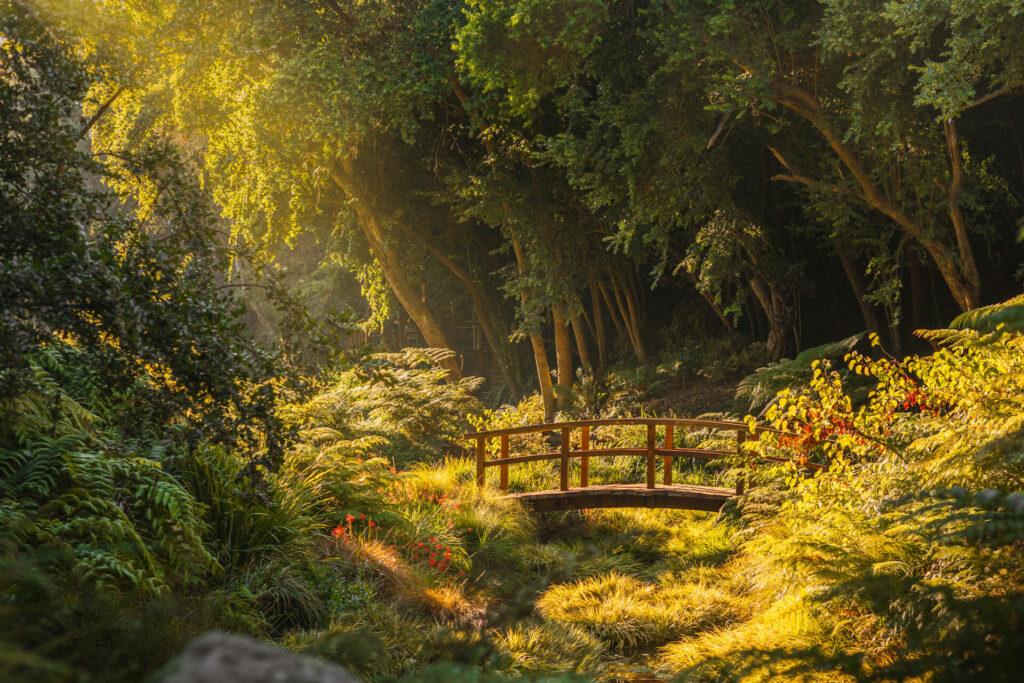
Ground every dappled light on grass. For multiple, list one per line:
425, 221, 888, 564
537, 571, 745, 652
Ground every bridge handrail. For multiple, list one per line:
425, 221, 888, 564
465, 417, 753, 439
465, 417, 821, 496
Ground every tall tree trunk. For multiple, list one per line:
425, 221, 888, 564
328, 162, 462, 380
749, 276, 791, 361
834, 243, 881, 336
597, 281, 628, 340
765, 78, 982, 310
590, 283, 608, 371
450, 78, 555, 409
554, 306, 573, 409
609, 269, 648, 362
392, 218, 523, 398
942, 120, 982, 309
511, 241, 555, 420
572, 311, 593, 374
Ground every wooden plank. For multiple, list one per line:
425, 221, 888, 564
580, 425, 589, 487
475, 436, 486, 488
646, 424, 656, 489
664, 424, 674, 485
500, 434, 509, 493
736, 431, 745, 495
560, 427, 570, 491
509, 483, 734, 513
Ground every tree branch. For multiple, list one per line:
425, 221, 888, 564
320, 0, 356, 29
767, 145, 864, 200
968, 80, 1024, 110
76, 85, 124, 142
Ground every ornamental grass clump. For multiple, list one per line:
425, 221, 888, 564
536, 572, 743, 652
492, 621, 608, 674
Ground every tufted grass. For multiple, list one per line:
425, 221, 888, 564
536, 571, 746, 653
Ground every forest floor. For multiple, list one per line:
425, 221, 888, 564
647, 377, 738, 417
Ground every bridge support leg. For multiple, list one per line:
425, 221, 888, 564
476, 436, 486, 489
664, 424, 674, 485
736, 431, 746, 495
560, 427, 570, 491
646, 424, 656, 489
580, 425, 589, 487
500, 435, 509, 493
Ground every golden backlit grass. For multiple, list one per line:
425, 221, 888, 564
536, 571, 746, 652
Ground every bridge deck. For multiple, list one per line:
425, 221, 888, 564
507, 483, 735, 512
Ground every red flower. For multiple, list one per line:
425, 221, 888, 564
345, 514, 355, 523
331, 525, 344, 538
359, 513, 366, 520
368, 520, 376, 528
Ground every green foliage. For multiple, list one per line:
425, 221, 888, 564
950, 294, 1024, 333
667, 304, 1024, 681
285, 348, 483, 468
736, 333, 866, 413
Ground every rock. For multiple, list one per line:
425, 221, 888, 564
153, 632, 361, 683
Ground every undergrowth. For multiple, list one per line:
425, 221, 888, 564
7, 319, 1024, 682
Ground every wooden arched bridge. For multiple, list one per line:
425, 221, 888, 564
466, 418, 823, 512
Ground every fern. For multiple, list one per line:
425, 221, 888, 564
950, 294, 1024, 333
735, 333, 865, 413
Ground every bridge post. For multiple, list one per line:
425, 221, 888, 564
664, 424, 674, 485
646, 424, 656, 489
476, 436, 486, 489
580, 425, 589, 487
735, 430, 746, 495
500, 435, 509, 493
560, 427, 570, 491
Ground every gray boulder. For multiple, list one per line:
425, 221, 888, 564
153, 632, 361, 683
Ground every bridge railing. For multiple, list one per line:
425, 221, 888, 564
465, 417, 821, 496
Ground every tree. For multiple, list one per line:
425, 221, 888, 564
1, 0, 291, 466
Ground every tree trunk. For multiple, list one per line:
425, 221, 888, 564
511, 240, 555, 420
590, 283, 608, 371
834, 243, 881, 336
609, 269, 647, 362
749, 276, 791, 361
449, 78, 556, 408
597, 281, 628, 340
554, 306, 573, 409
328, 162, 463, 380
572, 312, 593, 374
392, 218, 522, 398
942, 120, 982, 310
766, 78, 982, 311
